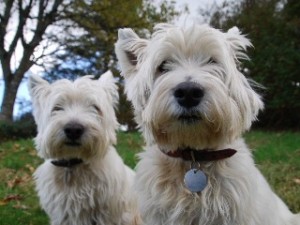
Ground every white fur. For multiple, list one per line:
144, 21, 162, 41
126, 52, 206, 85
29, 71, 140, 225
115, 23, 300, 225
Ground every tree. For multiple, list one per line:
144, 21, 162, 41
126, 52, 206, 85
45, 0, 179, 80
0, 0, 179, 124
208, 0, 300, 129
44, 0, 179, 128
0, 0, 68, 122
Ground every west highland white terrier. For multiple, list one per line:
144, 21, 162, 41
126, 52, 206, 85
29, 71, 140, 225
115, 23, 300, 225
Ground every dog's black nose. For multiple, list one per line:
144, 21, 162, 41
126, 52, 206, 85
64, 122, 84, 140
174, 82, 204, 108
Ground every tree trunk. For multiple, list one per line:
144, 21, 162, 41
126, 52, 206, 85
0, 0, 65, 123
0, 79, 21, 122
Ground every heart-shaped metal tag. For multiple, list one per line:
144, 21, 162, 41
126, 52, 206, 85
184, 169, 207, 193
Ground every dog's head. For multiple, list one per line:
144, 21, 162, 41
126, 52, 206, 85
28, 71, 119, 160
116, 23, 263, 150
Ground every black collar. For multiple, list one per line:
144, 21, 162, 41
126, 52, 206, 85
163, 147, 237, 162
51, 158, 83, 168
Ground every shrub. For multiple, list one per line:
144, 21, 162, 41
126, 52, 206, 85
0, 113, 36, 141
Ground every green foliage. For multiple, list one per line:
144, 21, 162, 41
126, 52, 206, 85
116, 131, 144, 168
47, 0, 179, 80
0, 113, 36, 141
117, 85, 137, 130
209, 0, 300, 129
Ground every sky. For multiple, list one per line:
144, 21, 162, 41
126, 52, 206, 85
0, 0, 222, 118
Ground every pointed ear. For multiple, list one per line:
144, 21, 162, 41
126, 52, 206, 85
242, 79, 264, 130
230, 75, 264, 131
115, 28, 148, 77
28, 74, 49, 100
226, 26, 252, 61
99, 70, 119, 108
28, 74, 50, 124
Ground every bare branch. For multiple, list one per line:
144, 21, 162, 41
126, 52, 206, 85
28, 0, 63, 48
1, 0, 14, 28
7, 0, 24, 56
0, 0, 14, 55
32, 40, 59, 62
11, 0, 64, 83
0, 1, 16, 80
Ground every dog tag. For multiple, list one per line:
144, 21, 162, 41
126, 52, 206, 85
184, 169, 207, 193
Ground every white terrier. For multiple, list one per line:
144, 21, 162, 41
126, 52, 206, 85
115, 24, 300, 225
29, 71, 140, 225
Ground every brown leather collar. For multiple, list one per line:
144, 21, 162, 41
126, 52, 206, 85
163, 147, 237, 161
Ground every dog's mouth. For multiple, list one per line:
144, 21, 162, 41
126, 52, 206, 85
178, 114, 201, 123
65, 141, 82, 147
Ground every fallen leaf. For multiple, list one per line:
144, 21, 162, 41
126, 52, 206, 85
0, 194, 23, 205
25, 164, 35, 173
3, 194, 23, 202
0, 200, 8, 206
13, 203, 29, 210
293, 178, 300, 185
29, 149, 38, 156
7, 177, 23, 188
7, 173, 31, 188
13, 144, 20, 150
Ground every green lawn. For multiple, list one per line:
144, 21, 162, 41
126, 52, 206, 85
244, 131, 300, 212
0, 130, 299, 224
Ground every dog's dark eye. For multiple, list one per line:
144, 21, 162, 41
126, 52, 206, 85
207, 57, 217, 64
52, 105, 64, 112
92, 104, 102, 115
93, 104, 100, 112
157, 61, 170, 74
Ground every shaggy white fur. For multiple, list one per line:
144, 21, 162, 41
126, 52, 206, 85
29, 71, 140, 225
115, 23, 300, 225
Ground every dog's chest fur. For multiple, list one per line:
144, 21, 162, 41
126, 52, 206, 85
135, 139, 287, 225
34, 160, 126, 225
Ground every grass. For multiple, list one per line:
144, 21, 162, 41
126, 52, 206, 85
244, 130, 300, 212
0, 140, 46, 224
0, 130, 299, 224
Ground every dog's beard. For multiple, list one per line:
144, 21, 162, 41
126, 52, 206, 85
143, 86, 243, 150
36, 120, 109, 160
144, 116, 228, 151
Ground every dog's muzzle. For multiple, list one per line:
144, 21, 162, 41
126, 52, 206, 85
174, 82, 204, 109
174, 82, 203, 123
64, 122, 85, 146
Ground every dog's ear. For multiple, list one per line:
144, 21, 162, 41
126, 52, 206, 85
28, 74, 49, 101
226, 27, 252, 61
240, 78, 264, 129
225, 27, 264, 129
98, 70, 119, 108
229, 72, 264, 131
28, 74, 50, 125
115, 28, 148, 77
